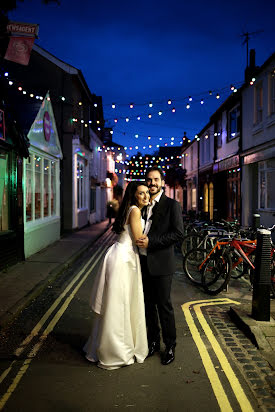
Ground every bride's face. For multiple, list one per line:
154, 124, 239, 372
135, 185, 150, 209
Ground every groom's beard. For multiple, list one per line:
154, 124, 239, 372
149, 185, 161, 198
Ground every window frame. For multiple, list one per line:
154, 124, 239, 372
228, 104, 241, 140
258, 160, 275, 211
24, 150, 60, 227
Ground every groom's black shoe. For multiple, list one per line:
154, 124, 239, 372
147, 341, 160, 357
161, 344, 176, 365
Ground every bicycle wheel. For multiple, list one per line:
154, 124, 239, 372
183, 248, 209, 285
201, 251, 232, 295
181, 234, 203, 255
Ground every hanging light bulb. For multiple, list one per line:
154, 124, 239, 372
158, 111, 163, 115
186, 104, 190, 109
149, 102, 153, 107
209, 90, 213, 95
188, 96, 192, 102
129, 103, 134, 108
167, 99, 172, 105
148, 136, 151, 140
112, 103, 116, 109
94, 103, 98, 107
172, 107, 176, 113
230, 85, 235, 91
135, 134, 139, 138
137, 115, 141, 120
79, 101, 82, 106
200, 99, 204, 105
126, 117, 129, 122
114, 119, 118, 123
148, 114, 152, 118
216, 93, 220, 99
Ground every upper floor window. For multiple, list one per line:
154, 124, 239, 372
254, 83, 263, 124
269, 69, 275, 115
216, 118, 222, 148
228, 105, 240, 140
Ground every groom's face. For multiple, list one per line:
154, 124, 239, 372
146, 170, 164, 199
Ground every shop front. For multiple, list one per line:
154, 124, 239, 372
0, 106, 28, 270
23, 93, 63, 258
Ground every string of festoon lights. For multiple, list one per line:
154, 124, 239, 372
1, 69, 256, 127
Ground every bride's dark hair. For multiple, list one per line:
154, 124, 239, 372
112, 181, 147, 234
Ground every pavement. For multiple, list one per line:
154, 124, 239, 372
0, 219, 111, 330
0, 218, 275, 371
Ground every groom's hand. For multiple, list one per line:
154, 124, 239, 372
136, 235, 149, 249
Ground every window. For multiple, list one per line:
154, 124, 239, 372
25, 152, 58, 223
228, 105, 240, 139
77, 156, 86, 209
0, 152, 9, 231
216, 118, 222, 148
259, 160, 275, 210
90, 187, 96, 213
255, 83, 263, 124
269, 70, 275, 115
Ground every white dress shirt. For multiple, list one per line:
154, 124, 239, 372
139, 189, 163, 256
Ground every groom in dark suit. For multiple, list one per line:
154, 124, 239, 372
136, 166, 184, 365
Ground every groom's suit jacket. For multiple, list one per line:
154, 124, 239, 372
146, 193, 184, 276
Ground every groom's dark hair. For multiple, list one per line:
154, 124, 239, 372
145, 166, 165, 181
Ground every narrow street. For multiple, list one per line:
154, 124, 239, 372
0, 231, 274, 412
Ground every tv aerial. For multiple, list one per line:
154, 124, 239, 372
240, 30, 264, 67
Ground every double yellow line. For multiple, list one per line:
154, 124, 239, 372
182, 298, 254, 412
0, 233, 113, 410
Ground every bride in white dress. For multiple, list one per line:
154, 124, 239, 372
83, 181, 150, 370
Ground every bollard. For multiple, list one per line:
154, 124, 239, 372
252, 213, 261, 230
252, 229, 271, 321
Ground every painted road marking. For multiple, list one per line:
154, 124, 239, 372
0, 232, 114, 409
182, 298, 254, 412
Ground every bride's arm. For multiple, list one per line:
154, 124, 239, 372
128, 207, 143, 241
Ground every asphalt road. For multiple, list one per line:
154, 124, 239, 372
0, 231, 274, 411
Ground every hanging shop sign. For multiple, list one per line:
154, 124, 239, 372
4, 21, 39, 66
0, 110, 5, 141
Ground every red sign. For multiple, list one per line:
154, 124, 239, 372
43, 111, 51, 142
0, 110, 5, 141
7, 22, 39, 36
4, 36, 35, 66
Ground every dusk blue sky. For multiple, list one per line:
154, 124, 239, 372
9, 0, 275, 155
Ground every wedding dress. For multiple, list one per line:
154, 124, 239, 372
83, 206, 148, 370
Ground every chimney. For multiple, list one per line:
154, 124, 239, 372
245, 49, 257, 83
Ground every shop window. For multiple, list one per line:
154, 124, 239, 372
254, 83, 263, 124
209, 182, 214, 220
228, 105, 240, 140
203, 183, 209, 212
191, 187, 196, 210
0, 152, 9, 231
259, 160, 275, 210
25, 152, 58, 223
